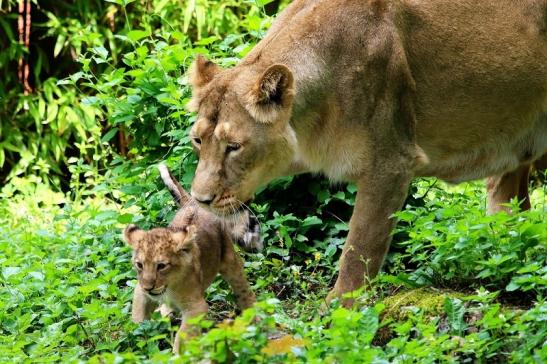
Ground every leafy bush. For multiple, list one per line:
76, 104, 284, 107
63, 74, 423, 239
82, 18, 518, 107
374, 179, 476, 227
392, 181, 546, 297
1, 175, 545, 362
0, 0, 120, 185
0, 0, 282, 187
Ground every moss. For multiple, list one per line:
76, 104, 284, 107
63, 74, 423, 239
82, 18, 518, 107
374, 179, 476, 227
380, 287, 464, 321
373, 288, 466, 345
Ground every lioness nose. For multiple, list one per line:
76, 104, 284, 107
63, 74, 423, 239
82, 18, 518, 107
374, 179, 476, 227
192, 191, 216, 205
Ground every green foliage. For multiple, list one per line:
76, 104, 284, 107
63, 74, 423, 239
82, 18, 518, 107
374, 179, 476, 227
393, 181, 547, 297
0, 0, 117, 184
1, 177, 545, 362
0, 0, 275, 186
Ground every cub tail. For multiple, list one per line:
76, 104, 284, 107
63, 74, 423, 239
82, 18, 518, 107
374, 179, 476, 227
158, 164, 192, 207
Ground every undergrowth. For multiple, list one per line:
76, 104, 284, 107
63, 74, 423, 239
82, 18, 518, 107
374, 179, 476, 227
1, 175, 545, 363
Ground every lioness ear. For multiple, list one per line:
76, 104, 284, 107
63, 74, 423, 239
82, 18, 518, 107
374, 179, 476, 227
124, 224, 145, 247
173, 225, 197, 253
189, 55, 220, 88
244, 64, 294, 123
187, 55, 221, 112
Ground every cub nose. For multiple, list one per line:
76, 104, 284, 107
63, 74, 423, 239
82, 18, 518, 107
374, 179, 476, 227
192, 191, 216, 205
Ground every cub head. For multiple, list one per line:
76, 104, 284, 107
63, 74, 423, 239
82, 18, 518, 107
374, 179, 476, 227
124, 224, 197, 297
187, 55, 297, 216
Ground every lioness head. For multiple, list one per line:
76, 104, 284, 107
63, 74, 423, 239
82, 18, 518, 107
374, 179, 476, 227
124, 224, 197, 296
187, 55, 297, 215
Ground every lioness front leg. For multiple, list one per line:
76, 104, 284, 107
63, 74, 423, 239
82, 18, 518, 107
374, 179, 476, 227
173, 299, 208, 354
328, 170, 412, 307
131, 283, 158, 322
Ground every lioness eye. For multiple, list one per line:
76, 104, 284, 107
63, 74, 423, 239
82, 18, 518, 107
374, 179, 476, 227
157, 263, 168, 271
135, 262, 143, 270
226, 143, 241, 154
192, 137, 201, 145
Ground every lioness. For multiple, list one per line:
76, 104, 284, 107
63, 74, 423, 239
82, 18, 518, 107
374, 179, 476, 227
125, 166, 256, 352
487, 153, 547, 213
186, 0, 547, 304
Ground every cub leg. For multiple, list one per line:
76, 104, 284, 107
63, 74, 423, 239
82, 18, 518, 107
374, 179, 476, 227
158, 303, 175, 318
173, 299, 208, 354
220, 245, 256, 310
131, 283, 158, 322
328, 169, 412, 306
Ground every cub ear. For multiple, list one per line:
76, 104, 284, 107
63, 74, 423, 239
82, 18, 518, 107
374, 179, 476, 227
244, 64, 295, 123
187, 55, 221, 112
173, 225, 197, 253
124, 224, 145, 247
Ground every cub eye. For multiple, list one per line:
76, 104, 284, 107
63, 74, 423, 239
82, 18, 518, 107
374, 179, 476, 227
226, 143, 241, 154
157, 263, 169, 271
192, 137, 202, 146
135, 262, 143, 270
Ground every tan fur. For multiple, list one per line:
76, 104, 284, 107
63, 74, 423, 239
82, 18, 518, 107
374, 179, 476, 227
187, 0, 547, 305
124, 207, 255, 352
487, 153, 547, 213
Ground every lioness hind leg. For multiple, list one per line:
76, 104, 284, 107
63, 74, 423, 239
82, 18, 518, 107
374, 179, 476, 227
220, 245, 256, 310
328, 169, 412, 307
486, 153, 547, 214
486, 164, 532, 214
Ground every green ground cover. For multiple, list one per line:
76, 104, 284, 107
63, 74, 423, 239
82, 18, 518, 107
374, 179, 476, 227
1, 177, 545, 363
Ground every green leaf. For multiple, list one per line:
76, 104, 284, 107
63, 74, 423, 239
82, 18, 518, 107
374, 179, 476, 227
91, 46, 109, 62
505, 280, 520, 292
117, 213, 134, 224
53, 34, 66, 58
2, 267, 21, 279
45, 103, 58, 124
183, 0, 196, 33
127, 29, 151, 42
347, 183, 357, 193
101, 128, 118, 143
443, 297, 466, 335
301, 216, 322, 228
256, 0, 276, 6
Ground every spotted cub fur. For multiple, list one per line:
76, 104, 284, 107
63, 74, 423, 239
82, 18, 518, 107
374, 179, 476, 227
124, 165, 257, 353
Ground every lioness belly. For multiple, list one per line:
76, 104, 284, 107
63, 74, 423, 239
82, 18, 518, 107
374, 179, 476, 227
416, 115, 547, 183
404, 0, 547, 182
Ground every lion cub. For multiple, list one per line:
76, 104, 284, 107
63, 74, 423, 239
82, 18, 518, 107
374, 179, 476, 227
124, 165, 257, 353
